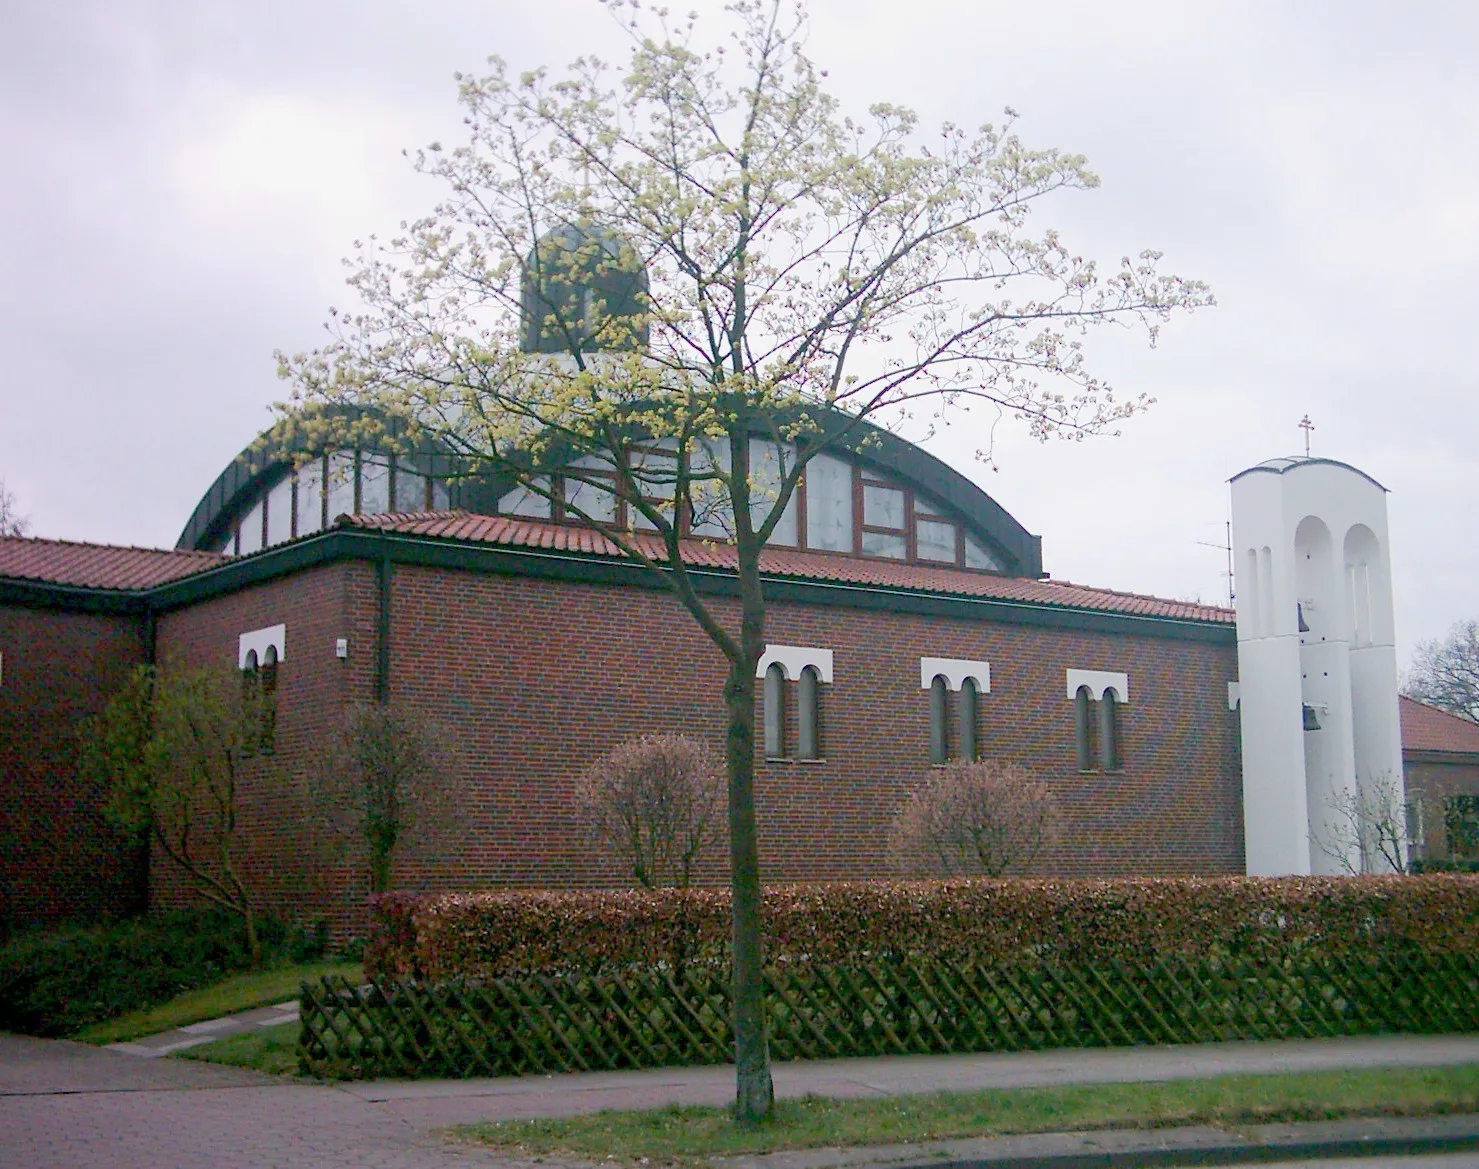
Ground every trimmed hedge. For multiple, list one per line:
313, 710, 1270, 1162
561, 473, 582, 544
365, 875, 1479, 982
0, 909, 326, 1037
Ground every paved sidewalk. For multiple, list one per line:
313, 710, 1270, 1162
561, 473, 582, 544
104, 998, 300, 1057
11, 1021, 1479, 1168
347, 1033, 1479, 1123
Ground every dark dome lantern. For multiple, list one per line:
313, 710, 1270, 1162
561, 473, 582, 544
519, 223, 650, 355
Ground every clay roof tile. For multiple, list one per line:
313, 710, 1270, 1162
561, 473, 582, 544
0, 534, 223, 590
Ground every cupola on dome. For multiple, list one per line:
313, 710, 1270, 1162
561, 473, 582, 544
520, 222, 649, 355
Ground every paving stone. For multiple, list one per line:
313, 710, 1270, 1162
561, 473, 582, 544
8, 1027, 1479, 1169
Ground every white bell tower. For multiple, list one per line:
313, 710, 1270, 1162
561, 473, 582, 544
1229, 456, 1405, 875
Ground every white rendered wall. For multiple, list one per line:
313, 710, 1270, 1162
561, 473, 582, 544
1230, 458, 1404, 875
1344, 522, 1406, 871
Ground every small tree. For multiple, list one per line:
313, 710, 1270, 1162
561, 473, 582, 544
889, 760, 1062, 878
575, 734, 725, 889
1405, 620, 1479, 724
1313, 771, 1411, 874
304, 701, 461, 894
0, 477, 29, 537
84, 666, 270, 964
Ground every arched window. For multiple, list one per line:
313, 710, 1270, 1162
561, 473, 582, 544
763, 663, 786, 759
1074, 685, 1095, 772
241, 647, 260, 696
259, 643, 279, 752
958, 677, 978, 761
797, 665, 821, 761
1097, 689, 1118, 771
929, 674, 949, 764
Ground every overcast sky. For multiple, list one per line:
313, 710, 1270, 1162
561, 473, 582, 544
3, 1, 1474, 663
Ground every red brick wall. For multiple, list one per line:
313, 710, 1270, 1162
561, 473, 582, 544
0, 604, 148, 926
150, 562, 371, 934
1404, 759, 1479, 861
86, 554, 1245, 937
384, 563, 1245, 898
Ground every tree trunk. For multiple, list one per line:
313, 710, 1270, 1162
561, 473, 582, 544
242, 903, 262, 968
725, 653, 773, 1121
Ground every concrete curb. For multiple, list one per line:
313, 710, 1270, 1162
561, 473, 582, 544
714, 1114, 1479, 1169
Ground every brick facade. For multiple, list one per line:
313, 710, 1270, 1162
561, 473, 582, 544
383, 564, 1244, 888
148, 563, 372, 932
130, 555, 1243, 936
0, 604, 148, 925
2, 530, 1246, 938
1404, 760, 1479, 861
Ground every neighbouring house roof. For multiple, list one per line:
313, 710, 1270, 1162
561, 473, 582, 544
0, 535, 223, 591
1399, 695, 1479, 757
341, 511, 1236, 624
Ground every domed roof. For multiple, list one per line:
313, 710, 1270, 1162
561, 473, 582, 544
521, 221, 649, 355
1229, 456, 1387, 491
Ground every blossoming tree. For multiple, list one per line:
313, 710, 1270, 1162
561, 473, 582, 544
275, 0, 1212, 1118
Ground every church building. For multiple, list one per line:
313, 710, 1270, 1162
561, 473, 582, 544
0, 228, 1471, 933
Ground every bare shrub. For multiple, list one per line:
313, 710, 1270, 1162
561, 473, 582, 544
889, 760, 1063, 878
1313, 771, 1412, 874
575, 735, 725, 888
303, 702, 463, 894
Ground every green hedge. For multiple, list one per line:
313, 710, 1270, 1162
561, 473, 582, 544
366, 875, 1479, 981
1411, 858, 1479, 874
0, 909, 326, 1037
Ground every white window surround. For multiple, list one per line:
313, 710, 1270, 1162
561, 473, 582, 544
756, 645, 833, 683
1227, 681, 1241, 710
239, 624, 286, 670
919, 657, 991, 693
1065, 668, 1128, 704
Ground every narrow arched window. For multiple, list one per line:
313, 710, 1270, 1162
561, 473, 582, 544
929, 675, 949, 764
1097, 689, 1119, 771
259, 644, 279, 752
764, 663, 786, 759
798, 665, 821, 760
1074, 685, 1095, 772
958, 677, 978, 761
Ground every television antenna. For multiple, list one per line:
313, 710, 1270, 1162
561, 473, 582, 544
1196, 518, 1234, 608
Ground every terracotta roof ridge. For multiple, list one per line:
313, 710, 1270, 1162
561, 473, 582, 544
1043, 575, 1234, 613
336, 513, 1233, 624
0, 532, 222, 561
337, 508, 474, 527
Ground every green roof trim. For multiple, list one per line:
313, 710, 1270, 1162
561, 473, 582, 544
117, 526, 1234, 643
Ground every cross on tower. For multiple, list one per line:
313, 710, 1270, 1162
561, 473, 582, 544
1298, 414, 1315, 457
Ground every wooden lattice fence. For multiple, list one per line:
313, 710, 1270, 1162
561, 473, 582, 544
299, 951, 1479, 1079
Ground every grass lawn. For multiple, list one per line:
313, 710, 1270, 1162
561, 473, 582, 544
449, 1064, 1479, 1166
74, 960, 362, 1044
178, 1026, 301, 1076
